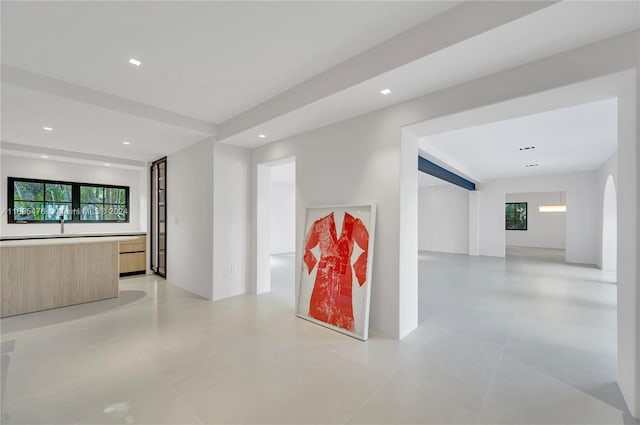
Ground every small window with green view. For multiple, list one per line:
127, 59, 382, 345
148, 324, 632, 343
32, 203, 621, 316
506, 202, 527, 231
80, 186, 127, 221
12, 180, 73, 222
8, 177, 129, 223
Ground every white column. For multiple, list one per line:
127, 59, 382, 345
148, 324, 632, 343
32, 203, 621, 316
617, 71, 639, 418
468, 190, 480, 256
255, 164, 271, 294
399, 129, 419, 338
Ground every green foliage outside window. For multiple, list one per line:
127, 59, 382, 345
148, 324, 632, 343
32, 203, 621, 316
506, 202, 527, 231
80, 186, 127, 221
13, 181, 73, 221
9, 178, 128, 223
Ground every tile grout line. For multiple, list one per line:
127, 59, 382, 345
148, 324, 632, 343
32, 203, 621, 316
475, 342, 506, 424
474, 277, 523, 424
168, 381, 206, 425
342, 364, 402, 425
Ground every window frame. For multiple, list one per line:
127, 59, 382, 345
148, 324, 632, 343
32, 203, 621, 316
7, 177, 130, 224
505, 202, 528, 231
79, 184, 129, 222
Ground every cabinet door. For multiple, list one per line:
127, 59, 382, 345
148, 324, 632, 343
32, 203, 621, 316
119, 236, 146, 253
120, 252, 146, 274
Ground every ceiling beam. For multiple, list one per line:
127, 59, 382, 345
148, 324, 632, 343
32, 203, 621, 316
217, 0, 557, 141
0, 141, 147, 168
418, 156, 476, 191
1, 64, 217, 135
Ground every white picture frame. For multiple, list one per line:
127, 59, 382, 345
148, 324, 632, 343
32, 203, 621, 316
296, 204, 376, 341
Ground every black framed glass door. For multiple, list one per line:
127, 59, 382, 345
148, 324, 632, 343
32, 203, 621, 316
151, 157, 166, 277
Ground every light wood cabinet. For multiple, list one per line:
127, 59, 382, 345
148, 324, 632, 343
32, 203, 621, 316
119, 236, 146, 253
1, 240, 119, 318
119, 235, 146, 276
120, 252, 146, 274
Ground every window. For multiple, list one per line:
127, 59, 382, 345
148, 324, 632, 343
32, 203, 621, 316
11, 180, 73, 221
505, 202, 527, 231
80, 185, 127, 221
8, 177, 129, 223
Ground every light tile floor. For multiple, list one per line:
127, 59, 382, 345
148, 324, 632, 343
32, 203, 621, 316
0, 248, 637, 424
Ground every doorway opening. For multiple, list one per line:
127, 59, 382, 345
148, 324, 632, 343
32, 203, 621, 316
417, 171, 471, 323
505, 191, 567, 263
256, 157, 296, 306
404, 92, 625, 413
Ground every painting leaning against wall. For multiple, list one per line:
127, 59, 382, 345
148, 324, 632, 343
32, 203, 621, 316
296, 204, 376, 341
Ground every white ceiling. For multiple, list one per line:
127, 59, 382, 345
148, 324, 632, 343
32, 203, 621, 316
0, 1, 637, 163
1, 84, 207, 161
1, 1, 457, 123
219, 0, 640, 147
418, 98, 618, 182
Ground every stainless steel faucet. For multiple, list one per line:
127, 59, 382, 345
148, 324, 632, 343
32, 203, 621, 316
60, 215, 64, 234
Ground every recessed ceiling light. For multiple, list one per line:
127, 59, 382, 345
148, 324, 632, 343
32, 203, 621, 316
104, 163, 111, 166
40, 155, 49, 159
258, 134, 267, 138
525, 164, 539, 168
380, 89, 392, 95
519, 146, 535, 151
129, 58, 141, 66
122, 141, 131, 145
43, 126, 53, 132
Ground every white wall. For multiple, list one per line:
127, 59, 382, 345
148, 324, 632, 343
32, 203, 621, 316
166, 139, 250, 302
251, 114, 408, 338
418, 183, 469, 254
269, 182, 295, 254
477, 172, 598, 264
601, 177, 617, 271
469, 191, 480, 256
167, 138, 214, 300
505, 192, 566, 250
212, 143, 250, 301
248, 32, 638, 340
0, 154, 147, 235
169, 35, 639, 414
399, 129, 419, 337
634, 65, 639, 418
616, 71, 638, 416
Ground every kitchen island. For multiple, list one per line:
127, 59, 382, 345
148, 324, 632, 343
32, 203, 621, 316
0, 234, 142, 318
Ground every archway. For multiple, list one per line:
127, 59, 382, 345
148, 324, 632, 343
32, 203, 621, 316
602, 175, 617, 273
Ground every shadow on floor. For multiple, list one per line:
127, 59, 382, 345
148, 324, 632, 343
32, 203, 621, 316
585, 382, 640, 424
0, 290, 147, 334
0, 340, 14, 418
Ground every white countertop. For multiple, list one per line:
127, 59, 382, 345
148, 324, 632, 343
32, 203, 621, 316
0, 235, 141, 247
0, 231, 146, 241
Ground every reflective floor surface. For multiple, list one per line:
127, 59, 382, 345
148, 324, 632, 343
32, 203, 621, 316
1, 249, 637, 424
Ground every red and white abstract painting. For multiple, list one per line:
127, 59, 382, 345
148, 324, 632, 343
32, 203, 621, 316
296, 205, 376, 340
